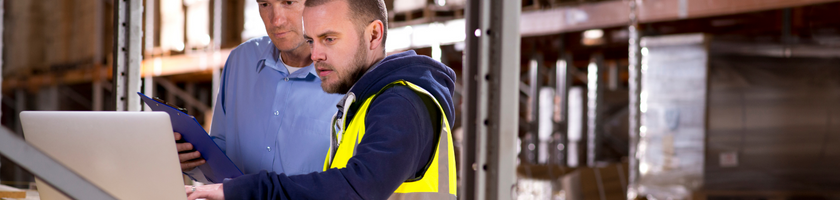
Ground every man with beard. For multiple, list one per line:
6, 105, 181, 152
176, 0, 343, 183
184, 0, 457, 199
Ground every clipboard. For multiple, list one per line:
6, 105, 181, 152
138, 92, 243, 183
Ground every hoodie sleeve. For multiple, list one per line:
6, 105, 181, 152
222, 86, 437, 200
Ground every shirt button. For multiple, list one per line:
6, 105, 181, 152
284, 78, 289, 81
274, 111, 279, 116
267, 146, 271, 152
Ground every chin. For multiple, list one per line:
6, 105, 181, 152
321, 83, 340, 94
277, 41, 305, 52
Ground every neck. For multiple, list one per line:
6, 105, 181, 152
279, 44, 312, 68
365, 50, 386, 71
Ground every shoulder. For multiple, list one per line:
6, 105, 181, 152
223, 36, 274, 74
367, 86, 428, 118
229, 36, 273, 57
375, 86, 423, 103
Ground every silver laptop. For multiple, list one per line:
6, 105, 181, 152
21, 111, 187, 200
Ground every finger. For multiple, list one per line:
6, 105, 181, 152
176, 142, 194, 152
188, 185, 221, 200
187, 191, 198, 200
184, 185, 194, 195
174, 132, 182, 140
187, 190, 208, 200
179, 151, 202, 162
181, 159, 206, 170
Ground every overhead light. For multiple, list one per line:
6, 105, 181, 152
583, 29, 604, 39
582, 29, 605, 46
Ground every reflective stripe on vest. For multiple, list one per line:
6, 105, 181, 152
323, 80, 456, 199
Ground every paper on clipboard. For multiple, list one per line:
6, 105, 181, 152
138, 92, 243, 183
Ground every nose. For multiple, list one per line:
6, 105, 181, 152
310, 43, 326, 62
271, 6, 287, 27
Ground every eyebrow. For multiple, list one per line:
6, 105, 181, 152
304, 30, 341, 41
318, 31, 339, 39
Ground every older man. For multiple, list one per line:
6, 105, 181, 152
175, 0, 342, 182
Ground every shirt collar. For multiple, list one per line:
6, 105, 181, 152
277, 52, 318, 79
258, 45, 283, 72
258, 46, 318, 79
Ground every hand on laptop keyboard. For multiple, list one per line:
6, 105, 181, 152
175, 132, 206, 171
186, 183, 224, 200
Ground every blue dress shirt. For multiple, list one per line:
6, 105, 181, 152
206, 36, 342, 177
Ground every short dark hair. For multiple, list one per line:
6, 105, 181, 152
305, 0, 388, 47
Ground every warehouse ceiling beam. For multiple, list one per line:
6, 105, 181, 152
519, 0, 840, 37
638, 0, 838, 23
382, 0, 840, 59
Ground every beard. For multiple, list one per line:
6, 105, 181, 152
319, 41, 368, 94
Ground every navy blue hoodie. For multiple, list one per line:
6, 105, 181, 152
222, 50, 457, 199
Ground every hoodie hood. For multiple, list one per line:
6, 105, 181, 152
346, 50, 457, 124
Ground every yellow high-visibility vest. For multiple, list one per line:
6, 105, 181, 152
324, 80, 456, 199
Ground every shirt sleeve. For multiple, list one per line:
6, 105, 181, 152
221, 86, 437, 200
209, 91, 227, 152
209, 60, 232, 153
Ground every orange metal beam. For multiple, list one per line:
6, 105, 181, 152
521, 0, 630, 37
520, 0, 840, 36
1, 48, 232, 92
2, 65, 111, 92
140, 48, 232, 77
639, 0, 840, 23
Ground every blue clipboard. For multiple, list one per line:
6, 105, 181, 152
138, 92, 243, 183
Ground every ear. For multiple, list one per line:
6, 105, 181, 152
366, 20, 385, 51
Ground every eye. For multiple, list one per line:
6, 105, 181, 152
325, 37, 336, 43
306, 39, 314, 45
284, 1, 294, 5
259, 3, 268, 7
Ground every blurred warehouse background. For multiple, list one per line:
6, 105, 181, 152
2, 0, 840, 199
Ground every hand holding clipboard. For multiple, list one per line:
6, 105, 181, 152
138, 92, 243, 183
